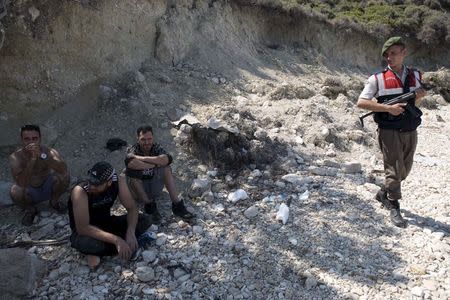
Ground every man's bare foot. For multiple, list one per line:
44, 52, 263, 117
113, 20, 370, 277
50, 199, 67, 214
87, 255, 100, 269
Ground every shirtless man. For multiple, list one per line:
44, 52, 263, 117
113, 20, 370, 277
9, 125, 69, 225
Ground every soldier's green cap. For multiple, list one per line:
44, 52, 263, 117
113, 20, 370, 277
381, 36, 405, 56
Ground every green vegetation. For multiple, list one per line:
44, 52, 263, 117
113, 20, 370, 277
245, 0, 450, 44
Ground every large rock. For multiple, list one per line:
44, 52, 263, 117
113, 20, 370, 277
244, 205, 259, 219
0, 180, 13, 206
135, 266, 155, 282
189, 178, 211, 198
0, 249, 46, 299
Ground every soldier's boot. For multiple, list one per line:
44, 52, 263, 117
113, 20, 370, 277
389, 200, 407, 228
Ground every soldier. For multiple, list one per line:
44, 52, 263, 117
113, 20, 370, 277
357, 37, 426, 227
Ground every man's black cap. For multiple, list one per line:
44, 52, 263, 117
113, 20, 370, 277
88, 161, 114, 185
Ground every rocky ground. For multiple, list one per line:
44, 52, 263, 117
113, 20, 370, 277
0, 46, 449, 299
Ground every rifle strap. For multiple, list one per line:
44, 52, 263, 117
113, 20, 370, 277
403, 67, 411, 94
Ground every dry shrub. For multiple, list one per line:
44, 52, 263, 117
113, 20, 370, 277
269, 83, 314, 100
423, 68, 450, 103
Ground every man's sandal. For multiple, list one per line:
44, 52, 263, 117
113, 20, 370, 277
22, 209, 37, 226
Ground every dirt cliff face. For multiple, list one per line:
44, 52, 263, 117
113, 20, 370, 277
0, 0, 165, 123
0, 0, 448, 147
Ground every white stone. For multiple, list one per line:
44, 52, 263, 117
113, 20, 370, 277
411, 286, 423, 297
227, 189, 248, 203
174, 268, 186, 279
180, 124, 192, 134
28, 6, 40, 22
192, 226, 203, 234
323, 160, 340, 168
342, 162, 362, 174
275, 181, 286, 188
254, 128, 268, 140
149, 224, 158, 232
295, 136, 304, 145
142, 250, 157, 263
206, 117, 239, 134
309, 166, 338, 177
289, 238, 298, 245
143, 288, 156, 295
214, 203, 225, 212
305, 276, 318, 289
155, 234, 168, 246
135, 266, 155, 282
207, 170, 218, 177
250, 169, 262, 177
299, 190, 310, 201
276, 203, 289, 225
320, 127, 330, 138
282, 174, 303, 185
431, 232, 445, 240
189, 178, 211, 197
244, 206, 258, 219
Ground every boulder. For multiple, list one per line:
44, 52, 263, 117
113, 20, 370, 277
0, 249, 46, 299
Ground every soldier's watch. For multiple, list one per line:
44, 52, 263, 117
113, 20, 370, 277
40, 153, 47, 160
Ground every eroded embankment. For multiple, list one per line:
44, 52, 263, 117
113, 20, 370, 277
0, 0, 448, 146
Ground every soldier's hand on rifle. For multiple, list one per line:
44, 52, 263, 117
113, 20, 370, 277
388, 103, 407, 116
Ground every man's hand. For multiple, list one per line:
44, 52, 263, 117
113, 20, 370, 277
415, 88, 426, 99
25, 143, 40, 160
125, 230, 138, 253
126, 153, 136, 159
115, 237, 132, 261
387, 103, 406, 116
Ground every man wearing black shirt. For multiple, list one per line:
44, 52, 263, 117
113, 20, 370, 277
125, 125, 193, 221
68, 161, 151, 268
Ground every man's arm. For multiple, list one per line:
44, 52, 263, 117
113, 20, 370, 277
128, 154, 169, 167
9, 153, 36, 187
46, 148, 68, 175
117, 174, 139, 251
71, 186, 132, 260
357, 98, 406, 116
126, 157, 157, 170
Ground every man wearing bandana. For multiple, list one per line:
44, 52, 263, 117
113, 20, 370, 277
68, 161, 152, 268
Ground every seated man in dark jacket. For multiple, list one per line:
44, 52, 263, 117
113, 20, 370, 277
124, 125, 193, 221
68, 161, 152, 268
